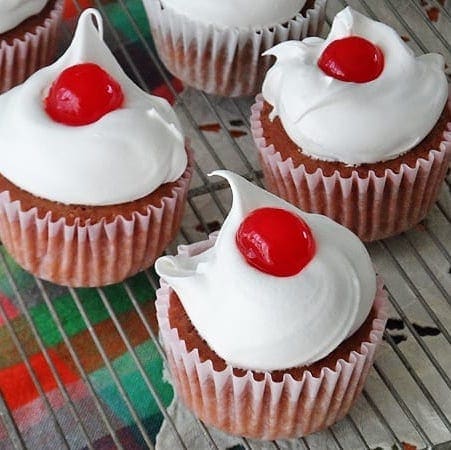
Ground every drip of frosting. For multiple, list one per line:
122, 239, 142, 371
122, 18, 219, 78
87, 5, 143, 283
155, 171, 376, 371
160, 0, 306, 29
0, 9, 187, 206
0, 0, 47, 34
262, 7, 448, 165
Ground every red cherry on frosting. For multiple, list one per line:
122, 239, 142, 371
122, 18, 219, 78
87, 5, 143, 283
44, 62, 124, 126
236, 207, 316, 277
318, 36, 384, 83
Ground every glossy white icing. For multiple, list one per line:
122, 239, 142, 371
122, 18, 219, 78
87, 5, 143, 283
0, 9, 187, 206
262, 7, 448, 164
156, 171, 376, 371
160, 0, 306, 28
0, 0, 47, 34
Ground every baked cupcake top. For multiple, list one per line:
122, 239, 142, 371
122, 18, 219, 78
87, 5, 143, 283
262, 7, 448, 165
0, 0, 47, 33
156, 170, 376, 371
0, 8, 187, 206
160, 0, 306, 29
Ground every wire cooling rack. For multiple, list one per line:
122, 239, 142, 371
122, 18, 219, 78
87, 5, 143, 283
0, 0, 449, 449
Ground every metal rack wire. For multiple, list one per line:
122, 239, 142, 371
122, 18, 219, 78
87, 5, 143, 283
0, 0, 449, 449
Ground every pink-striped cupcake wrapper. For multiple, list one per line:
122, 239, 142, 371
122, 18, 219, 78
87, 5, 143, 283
251, 95, 451, 242
156, 235, 388, 440
0, 0, 64, 94
0, 149, 194, 287
142, 0, 327, 97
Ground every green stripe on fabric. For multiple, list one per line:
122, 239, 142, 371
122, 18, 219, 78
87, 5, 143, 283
30, 271, 155, 347
90, 340, 173, 423
103, 0, 151, 43
133, 414, 164, 446
0, 249, 35, 298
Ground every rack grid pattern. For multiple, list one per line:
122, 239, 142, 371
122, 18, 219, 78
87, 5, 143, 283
0, 0, 450, 449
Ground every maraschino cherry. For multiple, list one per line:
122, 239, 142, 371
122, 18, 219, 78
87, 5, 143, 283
45, 62, 124, 126
236, 207, 315, 277
318, 36, 384, 83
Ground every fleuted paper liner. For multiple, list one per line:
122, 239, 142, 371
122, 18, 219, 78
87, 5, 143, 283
0, 149, 194, 288
143, 0, 327, 97
251, 95, 451, 242
156, 235, 388, 440
0, 0, 64, 94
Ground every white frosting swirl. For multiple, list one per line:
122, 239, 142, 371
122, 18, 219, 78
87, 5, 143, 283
160, 0, 306, 29
156, 171, 376, 371
0, 9, 187, 206
262, 7, 448, 165
0, 0, 47, 34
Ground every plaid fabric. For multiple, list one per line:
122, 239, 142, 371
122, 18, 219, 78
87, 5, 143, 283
0, 257, 173, 448
0, 1, 180, 448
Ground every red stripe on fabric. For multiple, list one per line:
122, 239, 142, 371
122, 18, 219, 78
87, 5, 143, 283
0, 295, 20, 325
10, 380, 90, 433
64, 0, 94, 19
0, 351, 79, 410
151, 78, 184, 105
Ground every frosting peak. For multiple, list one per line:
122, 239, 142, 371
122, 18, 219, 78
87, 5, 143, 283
0, 0, 47, 34
156, 171, 376, 371
0, 9, 187, 206
262, 7, 448, 165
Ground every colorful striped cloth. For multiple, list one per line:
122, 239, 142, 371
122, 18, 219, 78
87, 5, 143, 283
0, 1, 180, 448
0, 263, 174, 448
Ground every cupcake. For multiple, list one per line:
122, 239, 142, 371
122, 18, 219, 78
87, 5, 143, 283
0, 0, 64, 94
155, 170, 387, 439
252, 7, 450, 241
142, 0, 327, 97
0, 8, 193, 287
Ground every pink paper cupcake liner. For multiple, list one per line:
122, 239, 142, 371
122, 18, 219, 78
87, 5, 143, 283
251, 95, 451, 242
0, 0, 64, 94
0, 149, 194, 287
143, 0, 327, 97
156, 235, 388, 440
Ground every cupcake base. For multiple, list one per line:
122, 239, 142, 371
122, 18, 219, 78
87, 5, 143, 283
251, 95, 451, 242
156, 235, 388, 440
0, 149, 194, 287
143, 0, 327, 97
0, 0, 64, 94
